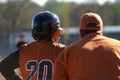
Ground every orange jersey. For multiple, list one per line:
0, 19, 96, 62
19, 40, 65, 80
53, 34, 120, 80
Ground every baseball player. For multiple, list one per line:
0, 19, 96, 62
16, 34, 27, 48
0, 11, 65, 80
52, 12, 120, 80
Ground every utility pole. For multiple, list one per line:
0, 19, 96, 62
62, 2, 70, 45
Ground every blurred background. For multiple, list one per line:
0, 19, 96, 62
0, 0, 120, 59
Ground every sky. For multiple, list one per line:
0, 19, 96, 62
31, 0, 116, 6
0, 0, 116, 6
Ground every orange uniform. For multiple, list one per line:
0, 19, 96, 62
52, 34, 120, 80
19, 40, 65, 80
0, 11, 65, 80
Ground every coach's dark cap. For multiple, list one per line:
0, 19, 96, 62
80, 12, 103, 30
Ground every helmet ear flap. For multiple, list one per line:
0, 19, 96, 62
51, 27, 63, 42
32, 25, 51, 41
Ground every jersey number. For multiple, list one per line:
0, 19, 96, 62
26, 60, 53, 80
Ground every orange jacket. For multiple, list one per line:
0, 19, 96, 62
53, 34, 120, 80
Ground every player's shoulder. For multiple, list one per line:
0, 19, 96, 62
102, 36, 120, 43
53, 42, 66, 49
96, 36, 120, 49
66, 40, 81, 50
20, 41, 36, 49
69, 40, 81, 46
